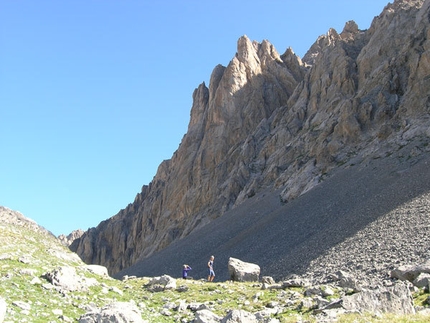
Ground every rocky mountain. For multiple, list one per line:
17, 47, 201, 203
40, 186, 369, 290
70, 0, 430, 277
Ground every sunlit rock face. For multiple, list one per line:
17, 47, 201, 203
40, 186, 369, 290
70, 0, 430, 276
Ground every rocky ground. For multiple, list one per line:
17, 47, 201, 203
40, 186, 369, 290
303, 190, 430, 287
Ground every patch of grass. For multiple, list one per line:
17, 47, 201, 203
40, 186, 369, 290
413, 289, 429, 307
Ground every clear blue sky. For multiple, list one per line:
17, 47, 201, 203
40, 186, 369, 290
1, 1, 389, 236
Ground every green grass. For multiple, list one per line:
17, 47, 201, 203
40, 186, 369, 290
1, 222, 430, 322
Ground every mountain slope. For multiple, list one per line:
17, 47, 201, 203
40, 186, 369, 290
3, 206, 430, 322
71, 0, 430, 276
115, 145, 430, 282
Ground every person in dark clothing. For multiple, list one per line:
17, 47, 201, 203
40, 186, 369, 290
182, 264, 192, 279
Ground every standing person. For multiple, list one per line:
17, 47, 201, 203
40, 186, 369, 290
207, 255, 215, 282
182, 264, 192, 279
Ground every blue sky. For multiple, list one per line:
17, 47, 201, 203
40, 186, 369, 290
1, 1, 389, 236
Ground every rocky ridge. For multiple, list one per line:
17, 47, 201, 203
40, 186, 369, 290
58, 229, 85, 246
0, 206, 53, 237
71, 0, 430, 279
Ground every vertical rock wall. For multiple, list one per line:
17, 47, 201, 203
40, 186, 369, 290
71, 0, 430, 275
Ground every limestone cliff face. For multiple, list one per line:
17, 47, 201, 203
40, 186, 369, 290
71, 0, 430, 275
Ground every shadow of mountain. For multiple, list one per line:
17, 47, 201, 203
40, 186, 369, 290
115, 149, 430, 282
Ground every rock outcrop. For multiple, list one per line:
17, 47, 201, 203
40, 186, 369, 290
71, 0, 430, 276
58, 229, 85, 246
44, 266, 99, 292
340, 283, 415, 315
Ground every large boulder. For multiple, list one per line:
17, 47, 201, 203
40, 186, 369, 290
391, 260, 430, 282
228, 257, 260, 282
44, 266, 98, 292
341, 282, 415, 315
79, 301, 145, 323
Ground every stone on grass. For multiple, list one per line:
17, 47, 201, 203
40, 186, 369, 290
194, 309, 222, 323
221, 309, 258, 323
78, 301, 145, 323
84, 264, 109, 277
147, 275, 176, 290
228, 257, 260, 282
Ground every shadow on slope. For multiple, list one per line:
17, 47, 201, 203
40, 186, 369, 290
115, 149, 430, 282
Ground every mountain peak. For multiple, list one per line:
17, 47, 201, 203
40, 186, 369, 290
71, 0, 430, 278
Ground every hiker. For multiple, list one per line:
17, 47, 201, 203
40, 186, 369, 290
182, 264, 192, 279
207, 255, 215, 282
